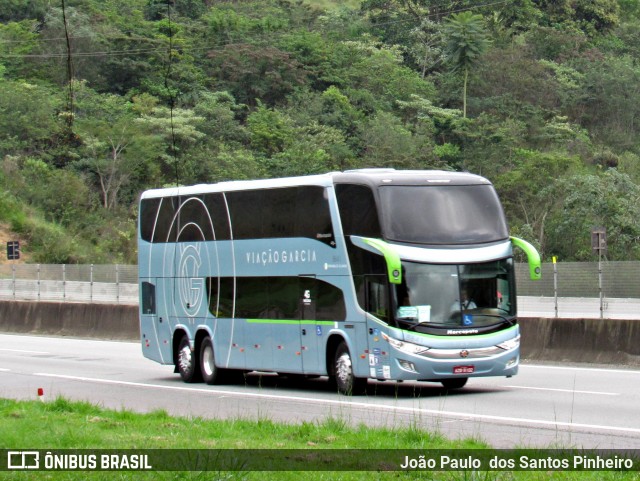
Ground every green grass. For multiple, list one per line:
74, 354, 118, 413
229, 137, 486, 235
0, 397, 637, 480
301, 0, 362, 11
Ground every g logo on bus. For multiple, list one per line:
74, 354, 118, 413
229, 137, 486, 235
178, 244, 204, 318
460, 350, 469, 358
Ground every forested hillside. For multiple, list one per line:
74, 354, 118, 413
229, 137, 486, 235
1, 0, 639, 263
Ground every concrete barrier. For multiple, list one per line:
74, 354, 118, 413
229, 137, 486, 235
0, 300, 138, 340
1, 300, 639, 366
519, 317, 640, 366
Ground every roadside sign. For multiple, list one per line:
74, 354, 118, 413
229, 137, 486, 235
591, 227, 607, 254
7, 240, 20, 260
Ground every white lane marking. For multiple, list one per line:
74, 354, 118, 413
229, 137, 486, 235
0, 333, 137, 346
0, 368, 10, 372
506, 385, 619, 396
34, 372, 640, 436
524, 364, 640, 375
0, 348, 49, 355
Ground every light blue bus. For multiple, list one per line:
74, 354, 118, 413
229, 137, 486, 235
138, 169, 540, 394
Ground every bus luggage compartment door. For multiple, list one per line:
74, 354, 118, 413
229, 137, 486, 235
298, 276, 323, 374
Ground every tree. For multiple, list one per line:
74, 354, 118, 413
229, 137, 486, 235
333, 39, 436, 111
270, 122, 354, 176
17, 158, 92, 226
192, 91, 247, 145
0, 0, 48, 22
536, 0, 620, 37
70, 84, 167, 209
0, 80, 62, 157
543, 170, 640, 260
360, 111, 418, 168
443, 11, 490, 118
494, 149, 584, 256
206, 44, 307, 107
246, 103, 295, 157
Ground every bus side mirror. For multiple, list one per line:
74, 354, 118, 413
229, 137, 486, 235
510, 236, 541, 280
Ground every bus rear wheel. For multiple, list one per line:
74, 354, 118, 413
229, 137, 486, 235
333, 342, 367, 395
441, 378, 468, 390
177, 334, 201, 383
199, 336, 220, 385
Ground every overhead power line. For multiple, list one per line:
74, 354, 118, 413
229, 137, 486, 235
0, 0, 514, 59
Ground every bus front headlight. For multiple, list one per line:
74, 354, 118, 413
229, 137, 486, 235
382, 332, 430, 356
497, 335, 520, 351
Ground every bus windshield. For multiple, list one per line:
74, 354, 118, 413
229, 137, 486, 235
393, 258, 515, 330
379, 185, 509, 245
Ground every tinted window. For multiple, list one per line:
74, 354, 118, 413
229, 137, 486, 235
226, 190, 266, 239
207, 276, 346, 321
363, 275, 389, 323
226, 187, 334, 245
139, 198, 161, 242
155, 196, 179, 242
379, 185, 509, 245
300, 277, 347, 321
142, 187, 333, 244
203, 193, 231, 241
346, 243, 388, 318
140, 194, 232, 243
335, 184, 381, 237
176, 197, 214, 242
235, 277, 269, 319
141, 281, 156, 315
296, 187, 334, 243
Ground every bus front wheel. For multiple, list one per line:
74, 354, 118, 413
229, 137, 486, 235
441, 378, 468, 390
199, 336, 220, 385
333, 342, 367, 395
177, 335, 201, 383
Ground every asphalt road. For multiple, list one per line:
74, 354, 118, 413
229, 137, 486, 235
1, 333, 639, 449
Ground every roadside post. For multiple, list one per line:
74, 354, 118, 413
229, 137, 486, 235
7, 240, 19, 299
552, 256, 558, 318
591, 227, 607, 320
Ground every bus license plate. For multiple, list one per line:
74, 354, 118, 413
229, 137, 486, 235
453, 365, 474, 374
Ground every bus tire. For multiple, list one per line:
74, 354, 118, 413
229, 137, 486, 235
199, 336, 220, 385
333, 341, 367, 395
441, 378, 468, 390
177, 334, 201, 383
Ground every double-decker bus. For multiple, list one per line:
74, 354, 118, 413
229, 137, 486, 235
138, 169, 540, 394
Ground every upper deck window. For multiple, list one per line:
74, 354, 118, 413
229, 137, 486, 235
379, 184, 508, 245
226, 186, 334, 246
140, 186, 334, 246
335, 184, 382, 238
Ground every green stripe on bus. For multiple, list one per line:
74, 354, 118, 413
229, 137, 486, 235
246, 319, 336, 325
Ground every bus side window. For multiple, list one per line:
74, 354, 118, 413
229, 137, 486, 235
139, 198, 161, 242
364, 275, 389, 323
141, 282, 156, 315
139, 196, 179, 243
300, 277, 347, 322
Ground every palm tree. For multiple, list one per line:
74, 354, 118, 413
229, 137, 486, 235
443, 11, 490, 118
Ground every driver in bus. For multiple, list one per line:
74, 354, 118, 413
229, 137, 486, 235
451, 287, 477, 312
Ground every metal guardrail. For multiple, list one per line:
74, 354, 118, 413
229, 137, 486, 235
0, 264, 138, 305
0, 263, 638, 318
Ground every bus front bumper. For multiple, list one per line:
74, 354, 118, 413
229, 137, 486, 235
382, 341, 520, 381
